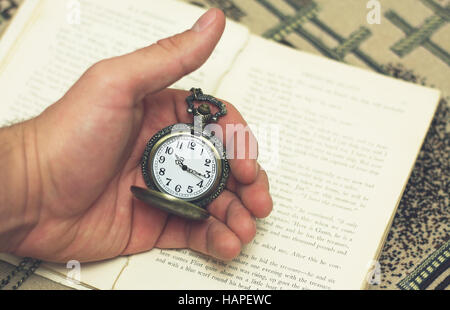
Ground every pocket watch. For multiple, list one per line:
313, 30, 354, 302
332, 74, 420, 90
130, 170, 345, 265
131, 88, 229, 221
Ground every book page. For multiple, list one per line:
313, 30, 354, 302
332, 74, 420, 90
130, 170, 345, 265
0, 0, 249, 127
114, 36, 440, 290
0, 0, 249, 289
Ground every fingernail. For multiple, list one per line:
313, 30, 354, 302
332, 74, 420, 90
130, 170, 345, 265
192, 9, 217, 32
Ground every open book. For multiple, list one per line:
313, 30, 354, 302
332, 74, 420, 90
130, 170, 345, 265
0, 0, 440, 290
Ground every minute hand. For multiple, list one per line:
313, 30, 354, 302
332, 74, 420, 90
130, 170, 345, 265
186, 167, 207, 179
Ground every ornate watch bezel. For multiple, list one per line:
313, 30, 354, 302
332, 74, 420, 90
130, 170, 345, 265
141, 123, 229, 207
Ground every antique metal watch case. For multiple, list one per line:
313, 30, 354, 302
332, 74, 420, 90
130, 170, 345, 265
130, 88, 230, 221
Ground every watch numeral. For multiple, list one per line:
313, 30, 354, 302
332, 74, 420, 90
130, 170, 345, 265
159, 156, 165, 164
200, 148, 204, 156
187, 186, 193, 193
175, 184, 182, 192
165, 178, 172, 186
205, 170, 211, 179
165, 147, 174, 155
177, 141, 183, 149
159, 168, 166, 176
204, 159, 211, 167
196, 180, 203, 188
189, 142, 196, 150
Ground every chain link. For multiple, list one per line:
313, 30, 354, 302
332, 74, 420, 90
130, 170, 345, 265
0, 257, 42, 290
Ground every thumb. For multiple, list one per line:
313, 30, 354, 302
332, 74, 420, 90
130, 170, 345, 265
94, 8, 225, 101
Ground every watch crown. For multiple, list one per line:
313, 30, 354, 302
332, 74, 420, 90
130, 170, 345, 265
198, 103, 211, 116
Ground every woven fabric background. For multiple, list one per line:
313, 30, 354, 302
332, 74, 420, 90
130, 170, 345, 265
0, 0, 448, 290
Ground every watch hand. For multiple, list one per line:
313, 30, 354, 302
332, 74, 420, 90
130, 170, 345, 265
175, 154, 203, 180
175, 154, 185, 168
186, 167, 206, 179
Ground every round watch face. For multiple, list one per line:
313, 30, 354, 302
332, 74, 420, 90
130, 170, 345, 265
142, 125, 228, 206
151, 133, 220, 201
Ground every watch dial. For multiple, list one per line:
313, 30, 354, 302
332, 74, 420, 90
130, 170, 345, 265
151, 134, 220, 201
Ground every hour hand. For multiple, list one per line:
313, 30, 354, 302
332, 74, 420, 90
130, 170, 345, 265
175, 154, 185, 168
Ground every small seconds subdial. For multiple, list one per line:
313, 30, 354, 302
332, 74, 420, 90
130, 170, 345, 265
151, 134, 219, 201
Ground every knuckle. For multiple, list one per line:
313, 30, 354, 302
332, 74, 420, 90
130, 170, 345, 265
86, 58, 127, 91
155, 35, 191, 75
155, 33, 190, 59
87, 59, 111, 77
156, 36, 181, 54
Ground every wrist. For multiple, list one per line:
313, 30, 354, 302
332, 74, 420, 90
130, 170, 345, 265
0, 119, 42, 253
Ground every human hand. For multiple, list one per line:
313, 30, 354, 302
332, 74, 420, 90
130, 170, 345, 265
2, 9, 272, 263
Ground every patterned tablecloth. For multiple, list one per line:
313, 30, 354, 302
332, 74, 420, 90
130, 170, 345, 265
0, 0, 448, 290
